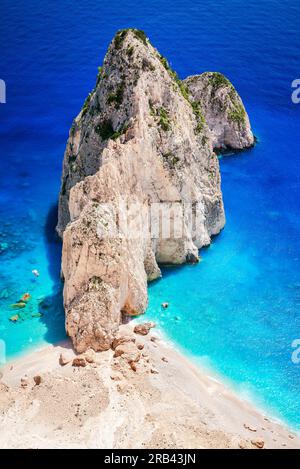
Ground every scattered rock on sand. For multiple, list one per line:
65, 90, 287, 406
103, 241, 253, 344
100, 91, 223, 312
161, 356, 168, 363
59, 352, 73, 366
114, 342, 141, 363
244, 423, 257, 432
134, 322, 156, 336
84, 350, 95, 363
251, 438, 265, 449
33, 375, 42, 386
150, 336, 159, 342
21, 377, 29, 388
136, 342, 144, 350
238, 439, 249, 449
112, 333, 135, 350
150, 367, 159, 374
72, 357, 86, 367
110, 373, 122, 381
130, 362, 137, 372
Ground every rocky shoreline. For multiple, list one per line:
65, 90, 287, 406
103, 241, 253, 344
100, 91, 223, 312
0, 30, 276, 450
0, 323, 298, 449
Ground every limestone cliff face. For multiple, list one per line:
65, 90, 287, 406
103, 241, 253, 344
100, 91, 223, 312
184, 72, 254, 151
57, 29, 253, 353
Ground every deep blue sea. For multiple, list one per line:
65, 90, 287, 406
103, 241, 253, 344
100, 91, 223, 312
1, 0, 300, 428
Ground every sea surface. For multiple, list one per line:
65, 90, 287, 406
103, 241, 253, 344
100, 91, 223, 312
0, 0, 300, 428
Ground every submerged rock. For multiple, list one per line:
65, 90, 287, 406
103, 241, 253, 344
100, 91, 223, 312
0, 242, 9, 254
0, 289, 10, 299
57, 29, 253, 353
10, 302, 26, 309
9, 314, 19, 322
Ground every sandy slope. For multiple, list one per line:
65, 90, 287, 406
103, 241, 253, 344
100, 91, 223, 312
0, 326, 299, 449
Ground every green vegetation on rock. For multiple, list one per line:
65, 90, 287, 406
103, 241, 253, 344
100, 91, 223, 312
228, 103, 246, 126
96, 66, 103, 86
148, 101, 171, 131
114, 30, 128, 49
82, 93, 92, 117
107, 81, 125, 107
114, 28, 148, 49
207, 72, 231, 89
95, 120, 115, 140
148, 99, 156, 117
89, 97, 101, 116
68, 154, 76, 164
142, 58, 155, 72
202, 136, 209, 146
126, 46, 134, 58
95, 120, 129, 141
162, 152, 180, 166
89, 276, 103, 291
158, 55, 190, 102
191, 101, 206, 134
133, 29, 148, 46
158, 107, 171, 131
158, 55, 207, 134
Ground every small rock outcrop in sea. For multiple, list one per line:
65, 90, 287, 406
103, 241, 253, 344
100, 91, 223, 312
57, 29, 254, 353
184, 72, 254, 151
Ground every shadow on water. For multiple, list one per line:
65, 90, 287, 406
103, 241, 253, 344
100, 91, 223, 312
39, 203, 68, 346
156, 237, 223, 283
44, 203, 62, 282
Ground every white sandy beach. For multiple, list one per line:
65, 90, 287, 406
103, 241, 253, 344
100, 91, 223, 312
0, 324, 299, 449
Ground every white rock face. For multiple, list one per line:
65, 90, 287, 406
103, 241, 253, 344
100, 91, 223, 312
57, 29, 252, 353
184, 72, 254, 151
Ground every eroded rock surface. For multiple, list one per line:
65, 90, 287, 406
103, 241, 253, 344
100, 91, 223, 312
57, 29, 253, 352
184, 72, 254, 151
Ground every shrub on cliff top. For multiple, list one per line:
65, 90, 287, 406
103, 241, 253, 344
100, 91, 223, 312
114, 30, 128, 49
133, 29, 148, 46
207, 72, 231, 89
114, 28, 148, 49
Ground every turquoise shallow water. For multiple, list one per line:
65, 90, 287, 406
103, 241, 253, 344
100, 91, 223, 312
0, 0, 300, 429
146, 103, 300, 429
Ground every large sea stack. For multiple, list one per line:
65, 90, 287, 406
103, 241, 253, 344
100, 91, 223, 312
57, 29, 254, 352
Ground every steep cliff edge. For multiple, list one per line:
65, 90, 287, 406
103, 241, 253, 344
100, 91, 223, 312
57, 29, 253, 352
